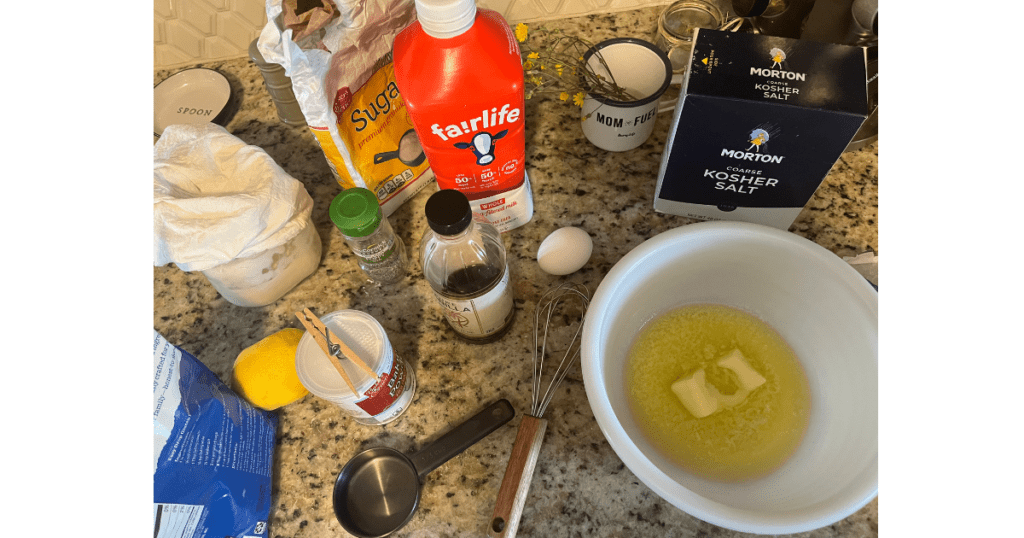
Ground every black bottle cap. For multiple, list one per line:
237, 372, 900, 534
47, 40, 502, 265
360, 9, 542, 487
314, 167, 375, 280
425, 189, 473, 236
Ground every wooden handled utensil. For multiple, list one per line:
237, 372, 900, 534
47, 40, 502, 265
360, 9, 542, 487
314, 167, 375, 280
295, 308, 377, 396
487, 283, 590, 538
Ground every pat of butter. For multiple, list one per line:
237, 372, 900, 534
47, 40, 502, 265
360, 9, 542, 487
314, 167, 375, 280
671, 368, 719, 418
717, 350, 767, 391
672, 350, 767, 418
710, 384, 750, 407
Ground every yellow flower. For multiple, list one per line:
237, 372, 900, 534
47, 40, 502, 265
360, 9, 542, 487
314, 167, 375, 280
523, 60, 533, 70
530, 76, 543, 86
573, 92, 585, 106
515, 23, 528, 43
555, 64, 563, 76
559, 92, 569, 101
540, 64, 546, 70
527, 52, 539, 59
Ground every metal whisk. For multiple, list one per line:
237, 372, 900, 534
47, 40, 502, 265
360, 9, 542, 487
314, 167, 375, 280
488, 282, 590, 538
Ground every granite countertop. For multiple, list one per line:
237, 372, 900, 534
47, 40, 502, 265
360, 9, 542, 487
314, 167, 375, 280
154, 6, 878, 538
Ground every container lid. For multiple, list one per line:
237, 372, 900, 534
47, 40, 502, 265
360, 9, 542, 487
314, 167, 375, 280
425, 189, 473, 236
295, 310, 388, 401
330, 188, 383, 237
248, 38, 268, 66
414, 0, 476, 38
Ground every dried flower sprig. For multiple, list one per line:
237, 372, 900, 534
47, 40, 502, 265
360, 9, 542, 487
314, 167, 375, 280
515, 24, 638, 110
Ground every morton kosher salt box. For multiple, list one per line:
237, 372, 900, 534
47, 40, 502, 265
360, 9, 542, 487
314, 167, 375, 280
653, 29, 869, 229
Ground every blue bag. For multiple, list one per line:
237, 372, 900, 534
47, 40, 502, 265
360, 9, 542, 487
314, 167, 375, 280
153, 331, 277, 538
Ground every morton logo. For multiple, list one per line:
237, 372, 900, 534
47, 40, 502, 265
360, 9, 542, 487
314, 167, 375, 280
749, 46, 805, 80
720, 125, 783, 163
747, 128, 770, 152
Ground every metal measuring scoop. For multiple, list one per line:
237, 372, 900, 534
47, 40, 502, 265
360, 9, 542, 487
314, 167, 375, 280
333, 399, 515, 537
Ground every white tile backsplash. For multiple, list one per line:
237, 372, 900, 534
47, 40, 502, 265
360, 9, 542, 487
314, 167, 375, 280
155, 0, 266, 70
180, 1, 216, 35
155, 0, 174, 19
154, 0, 668, 70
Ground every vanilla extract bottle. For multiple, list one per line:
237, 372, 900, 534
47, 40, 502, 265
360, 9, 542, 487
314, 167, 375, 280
420, 189, 515, 343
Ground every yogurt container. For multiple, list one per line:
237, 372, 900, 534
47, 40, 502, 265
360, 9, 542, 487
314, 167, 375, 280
295, 310, 416, 425
201, 221, 321, 307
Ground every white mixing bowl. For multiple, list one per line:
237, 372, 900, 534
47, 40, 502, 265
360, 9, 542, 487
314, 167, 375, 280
581, 221, 878, 534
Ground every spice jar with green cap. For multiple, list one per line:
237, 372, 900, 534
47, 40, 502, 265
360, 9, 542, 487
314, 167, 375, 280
329, 188, 408, 284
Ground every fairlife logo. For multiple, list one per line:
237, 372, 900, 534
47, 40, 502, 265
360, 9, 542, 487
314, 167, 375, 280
749, 47, 805, 80
430, 104, 521, 166
454, 130, 507, 165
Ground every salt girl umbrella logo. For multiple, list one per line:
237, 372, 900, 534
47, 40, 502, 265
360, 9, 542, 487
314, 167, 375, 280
721, 124, 783, 163
748, 128, 770, 153
749, 45, 803, 81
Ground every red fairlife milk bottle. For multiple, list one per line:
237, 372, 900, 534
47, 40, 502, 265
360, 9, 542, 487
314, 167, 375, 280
393, 0, 533, 233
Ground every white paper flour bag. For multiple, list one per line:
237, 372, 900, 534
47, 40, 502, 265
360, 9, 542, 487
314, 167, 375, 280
154, 123, 321, 306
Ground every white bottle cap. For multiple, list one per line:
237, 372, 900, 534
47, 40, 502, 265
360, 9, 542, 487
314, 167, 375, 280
414, 0, 477, 38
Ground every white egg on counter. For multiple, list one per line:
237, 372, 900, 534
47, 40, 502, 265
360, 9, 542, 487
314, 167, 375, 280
537, 226, 593, 275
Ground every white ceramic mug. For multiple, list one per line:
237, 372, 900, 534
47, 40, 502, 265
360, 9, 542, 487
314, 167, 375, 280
580, 38, 680, 152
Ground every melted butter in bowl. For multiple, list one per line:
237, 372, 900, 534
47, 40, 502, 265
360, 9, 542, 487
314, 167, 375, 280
580, 221, 878, 535
625, 303, 811, 483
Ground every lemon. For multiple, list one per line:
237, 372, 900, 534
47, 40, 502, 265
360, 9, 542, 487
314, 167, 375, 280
231, 328, 309, 410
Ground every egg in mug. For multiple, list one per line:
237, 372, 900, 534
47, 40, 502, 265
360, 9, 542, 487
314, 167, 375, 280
537, 227, 593, 275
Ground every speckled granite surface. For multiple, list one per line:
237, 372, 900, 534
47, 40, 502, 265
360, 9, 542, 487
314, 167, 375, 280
154, 7, 877, 538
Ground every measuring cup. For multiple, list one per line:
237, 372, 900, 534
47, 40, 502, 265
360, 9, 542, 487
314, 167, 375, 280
333, 399, 515, 537
373, 128, 426, 166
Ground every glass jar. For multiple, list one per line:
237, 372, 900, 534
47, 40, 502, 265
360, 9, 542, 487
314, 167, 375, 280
420, 189, 515, 343
653, 0, 726, 73
329, 188, 408, 285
